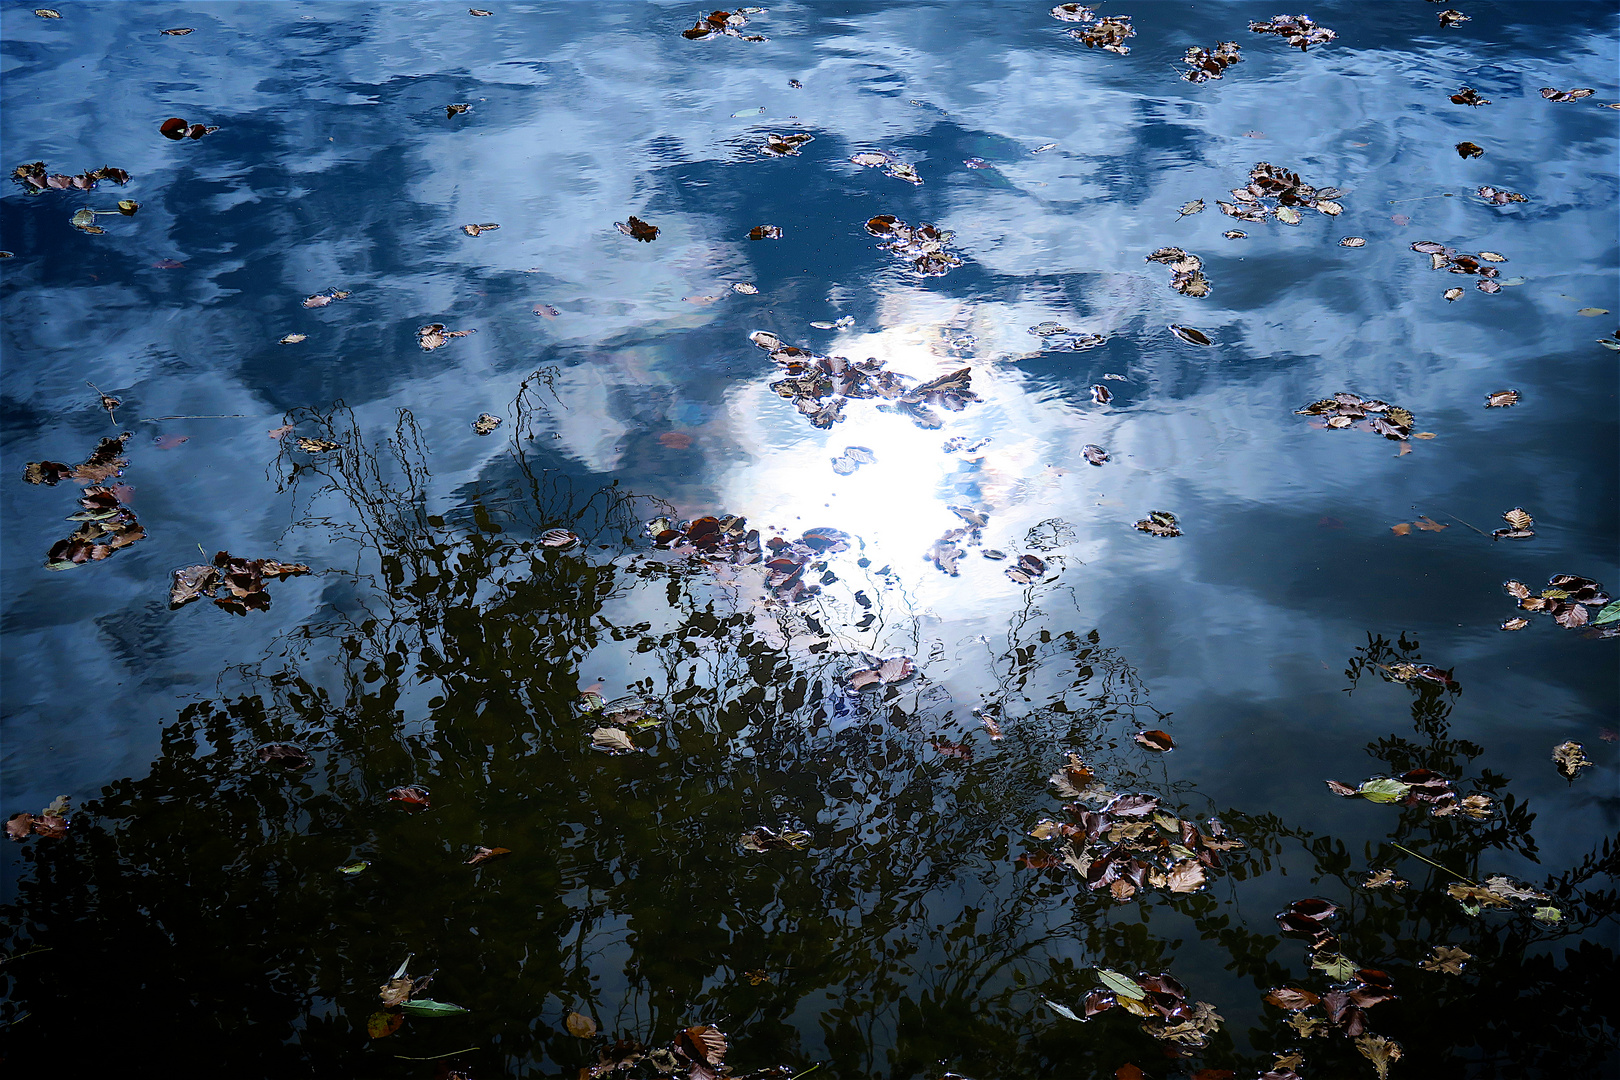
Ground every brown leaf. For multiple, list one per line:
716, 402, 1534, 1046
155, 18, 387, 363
1165, 859, 1206, 893
387, 785, 431, 808
257, 743, 313, 768
1500, 617, 1529, 631
1414, 516, 1447, 532
565, 1011, 598, 1038
418, 323, 474, 351
1420, 945, 1471, 974
1552, 740, 1592, 779
466, 845, 511, 865
159, 116, 188, 138
1363, 868, 1408, 889
462, 222, 500, 236
1485, 388, 1520, 408
6, 814, 38, 841
679, 1024, 728, 1066
1082, 444, 1108, 466
616, 216, 658, 242
1264, 987, 1321, 1011
378, 977, 413, 1008
1169, 324, 1211, 345
591, 726, 637, 754
1133, 730, 1174, 752
1457, 141, 1484, 158
473, 413, 502, 435
748, 224, 783, 240
1133, 510, 1180, 537
446, 102, 471, 117
1355, 1034, 1403, 1080
1390, 522, 1412, 536
366, 1010, 404, 1038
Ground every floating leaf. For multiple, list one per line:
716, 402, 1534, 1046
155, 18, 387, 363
1356, 1034, 1403, 1080
1340, 236, 1366, 247
387, 784, 431, 808
466, 845, 511, 865
366, 1010, 403, 1038
473, 413, 502, 435
1264, 987, 1320, 1011
591, 726, 638, 754
446, 102, 471, 117
739, 825, 811, 851
748, 224, 783, 240
1576, 307, 1609, 316
399, 999, 469, 1017
1357, 777, 1413, 803
1134, 510, 1181, 538
1134, 730, 1174, 752
565, 1011, 597, 1038
1248, 14, 1336, 50
1437, 9, 1468, 26
1223, 229, 1247, 239
615, 215, 658, 242
1552, 741, 1592, 779
338, 860, 370, 875
469, 7, 493, 15
1450, 86, 1490, 106
1457, 141, 1484, 158
1484, 389, 1519, 408
462, 222, 500, 236
1169, 324, 1211, 345
1176, 199, 1205, 219
1095, 969, 1145, 1000
1540, 86, 1595, 102
418, 323, 474, 351
35, 8, 62, 17
1082, 444, 1108, 466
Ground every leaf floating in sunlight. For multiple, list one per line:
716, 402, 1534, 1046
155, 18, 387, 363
591, 726, 638, 754
1182, 41, 1241, 82
1090, 383, 1112, 404
1477, 185, 1527, 205
1145, 246, 1210, 295
257, 743, 313, 769
748, 224, 783, 239
469, 7, 493, 15
1176, 199, 1205, 218
278, 333, 306, 344
1484, 388, 1519, 407
1082, 444, 1108, 466
1576, 307, 1609, 316
1420, 946, 1471, 974
732, 281, 758, 294
682, 9, 767, 42
1248, 14, 1336, 50
418, 323, 475, 350
1134, 730, 1174, 752
446, 103, 471, 117
1503, 574, 1609, 630
160, 27, 195, 35
1134, 510, 1181, 538
159, 116, 217, 139
1340, 236, 1366, 247
1552, 740, 1592, 779
564, 1011, 597, 1038
472, 413, 502, 436
762, 131, 814, 156
864, 215, 963, 276
1450, 86, 1489, 106
387, 785, 431, 809
35, 8, 62, 17
615, 215, 659, 242
1054, 8, 1134, 54
739, 826, 811, 851
1223, 229, 1246, 239
462, 222, 499, 236
1296, 392, 1421, 441
847, 655, 915, 691
1456, 141, 1484, 158
1169, 324, 1211, 345
296, 436, 340, 453
466, 846, 510, 865
1049, 3, 1094, 20
850, 149, 923, 185
12, 162, 131, 193
1004, 553, 1048, 585
1218, 162, 1346, 226
1540, 86, 1595, 102
303, 288, 350, 308
1437, 8, 1468, 25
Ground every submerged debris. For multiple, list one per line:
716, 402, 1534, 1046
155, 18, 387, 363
1145, 247, 1210, 297
1182, 41, 1242, 82
864, 215, 962, 277
1248, 14, 1337, 50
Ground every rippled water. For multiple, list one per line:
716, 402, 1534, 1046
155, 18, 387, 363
2, 3, 1617, 1077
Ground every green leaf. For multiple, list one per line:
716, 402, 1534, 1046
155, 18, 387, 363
337, 860, 369, 875
1356, 778, 1412, 804
1044, 999, 1082, 1021
1310, 952, 1358, 982
400, 999, 469, 1017
1592, 600, 1620, 626
1094, 968, 1144, 1000
1531, 905, 1563, 924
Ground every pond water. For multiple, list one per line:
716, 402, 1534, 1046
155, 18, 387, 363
2, 2, 1617, 1077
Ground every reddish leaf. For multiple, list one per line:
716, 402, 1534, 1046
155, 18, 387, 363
466, 845, 511, 865
1133, 730, 1174, 752
387, 785, 432, 808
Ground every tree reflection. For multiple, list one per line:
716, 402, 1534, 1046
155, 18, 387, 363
2, 396, 1613, 1080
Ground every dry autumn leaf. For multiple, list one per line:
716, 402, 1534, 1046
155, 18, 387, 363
1552, 741, 1592, 779
466, 845, 511, 865
1134, 730, 1174, 751
565, 1011, 597, 1038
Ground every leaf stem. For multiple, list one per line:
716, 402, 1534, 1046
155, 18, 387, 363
790, 1065, 823, 1080
1390, 842, 1479, 886
394, 1047, 481, 1060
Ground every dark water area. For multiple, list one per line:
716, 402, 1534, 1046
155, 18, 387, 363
2, 2, 1617, 1077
